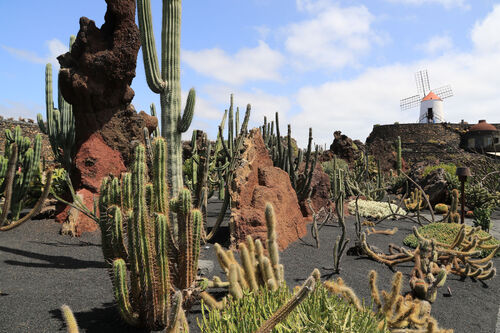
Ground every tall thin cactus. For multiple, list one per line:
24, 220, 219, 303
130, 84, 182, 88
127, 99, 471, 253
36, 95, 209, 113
137, 0, 195, 205
37, 36, 75, 171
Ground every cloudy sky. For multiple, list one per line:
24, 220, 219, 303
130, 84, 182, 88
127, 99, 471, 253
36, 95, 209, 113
1, 0, 499, 147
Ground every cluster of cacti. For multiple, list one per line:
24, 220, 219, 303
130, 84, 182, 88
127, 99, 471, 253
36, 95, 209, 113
37, 36, 75, 172
405, 188, 428, 211
97, 139, 201, 331
261, 112, 318, 202
199, 269, 386, 332
200, 203, 284, 307
362, 225, 498, 281
465, 182, 500, 211
204, 94, 251, 241
137, 0, 196, 213
409, 240, 448, 303
325, 270, 453, 332
0, 126, 53, 231
434, 203, 449, 215
445, 189, 460, 223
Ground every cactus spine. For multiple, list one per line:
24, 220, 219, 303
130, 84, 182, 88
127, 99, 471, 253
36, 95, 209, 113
137, 0, 195, 204
38, 36, 75, 171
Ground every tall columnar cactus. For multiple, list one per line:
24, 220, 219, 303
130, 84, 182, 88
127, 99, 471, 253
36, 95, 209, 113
396, 136, 402, 174
137, 0, 195, 204
447, 189, 460, 223
37, 36, 75, 172
97, 138, 201, 331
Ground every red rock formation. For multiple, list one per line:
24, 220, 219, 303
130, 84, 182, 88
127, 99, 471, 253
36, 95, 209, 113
229, 129, 307, 251
55, 0, 149, 234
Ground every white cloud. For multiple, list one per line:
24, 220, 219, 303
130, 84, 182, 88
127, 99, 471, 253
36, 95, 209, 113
2, 38, 67, 69
290, 5, 500, 147
417, 35, 453, 55
471, 4, 500, 52
0, 100, 43, 121
182, 41, 284, 85
384, 0, 469, 10
285, 3, 384, 70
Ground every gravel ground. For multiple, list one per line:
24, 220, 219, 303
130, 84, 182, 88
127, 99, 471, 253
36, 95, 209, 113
0, 200, 499, 333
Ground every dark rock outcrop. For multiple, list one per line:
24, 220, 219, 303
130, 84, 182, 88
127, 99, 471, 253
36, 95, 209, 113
330, 131, 363, 166
56, 0, 144, 234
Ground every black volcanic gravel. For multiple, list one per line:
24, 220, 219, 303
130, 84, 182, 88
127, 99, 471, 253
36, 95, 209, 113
0, 200, 498, 333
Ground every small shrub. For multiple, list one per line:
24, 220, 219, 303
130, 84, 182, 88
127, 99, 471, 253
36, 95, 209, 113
348, 199, 406, 219
403, 223, 500, 258
434, 203, 448, 214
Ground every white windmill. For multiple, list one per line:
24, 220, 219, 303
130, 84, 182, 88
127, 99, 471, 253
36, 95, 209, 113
400, 69, 454, 123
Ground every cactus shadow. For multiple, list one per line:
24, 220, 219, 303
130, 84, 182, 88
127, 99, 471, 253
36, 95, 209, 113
0, 245, 107, 269
50, 303, 150, 333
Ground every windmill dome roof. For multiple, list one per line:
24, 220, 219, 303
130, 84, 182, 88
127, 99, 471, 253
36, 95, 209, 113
422, 91, 441, 101
469, 120, 497, 132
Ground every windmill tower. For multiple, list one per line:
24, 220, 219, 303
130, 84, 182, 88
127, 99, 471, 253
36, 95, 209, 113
400, 70, 454, 123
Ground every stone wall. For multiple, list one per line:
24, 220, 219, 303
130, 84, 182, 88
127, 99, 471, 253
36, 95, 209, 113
0, 118, 55, 165
365, 122, 500, 165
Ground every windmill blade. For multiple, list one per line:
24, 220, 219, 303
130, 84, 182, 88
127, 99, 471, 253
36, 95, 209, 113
415, 70, 430, 97
433, 85, 454, 99
400, 94, 421, 111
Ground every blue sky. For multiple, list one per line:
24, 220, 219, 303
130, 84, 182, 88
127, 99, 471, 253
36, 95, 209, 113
1, 0, 500, 147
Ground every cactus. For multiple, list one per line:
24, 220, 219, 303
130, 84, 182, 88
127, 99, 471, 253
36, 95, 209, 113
203, 203, 285, 304
396, 136, 402, 174
332, 192, 349, 273
446, 189, 460, 223
325, 270, 452, 332
0, 127, 52, 226
262, 114, 318, 202
0, 140, 53, 231
204, 94, 251, 241
37, 36, 75, 172
93, 139, 201, 330
61, 304, 79, 333
137, 0, 195, 207
405, 188, 427, 212
255, 270, 317, 333
434, 203, 448, 215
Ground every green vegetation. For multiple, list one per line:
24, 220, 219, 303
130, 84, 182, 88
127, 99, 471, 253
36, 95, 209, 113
198, 282, 387, 333
403, 223, 500, 258
422, 163, 456, 178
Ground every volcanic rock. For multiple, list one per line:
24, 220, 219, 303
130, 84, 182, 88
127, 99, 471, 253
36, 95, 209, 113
229, 128, 307, 251
55, 0, 143, 234
419, 168, 449, 206
330, 131, 363, 166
